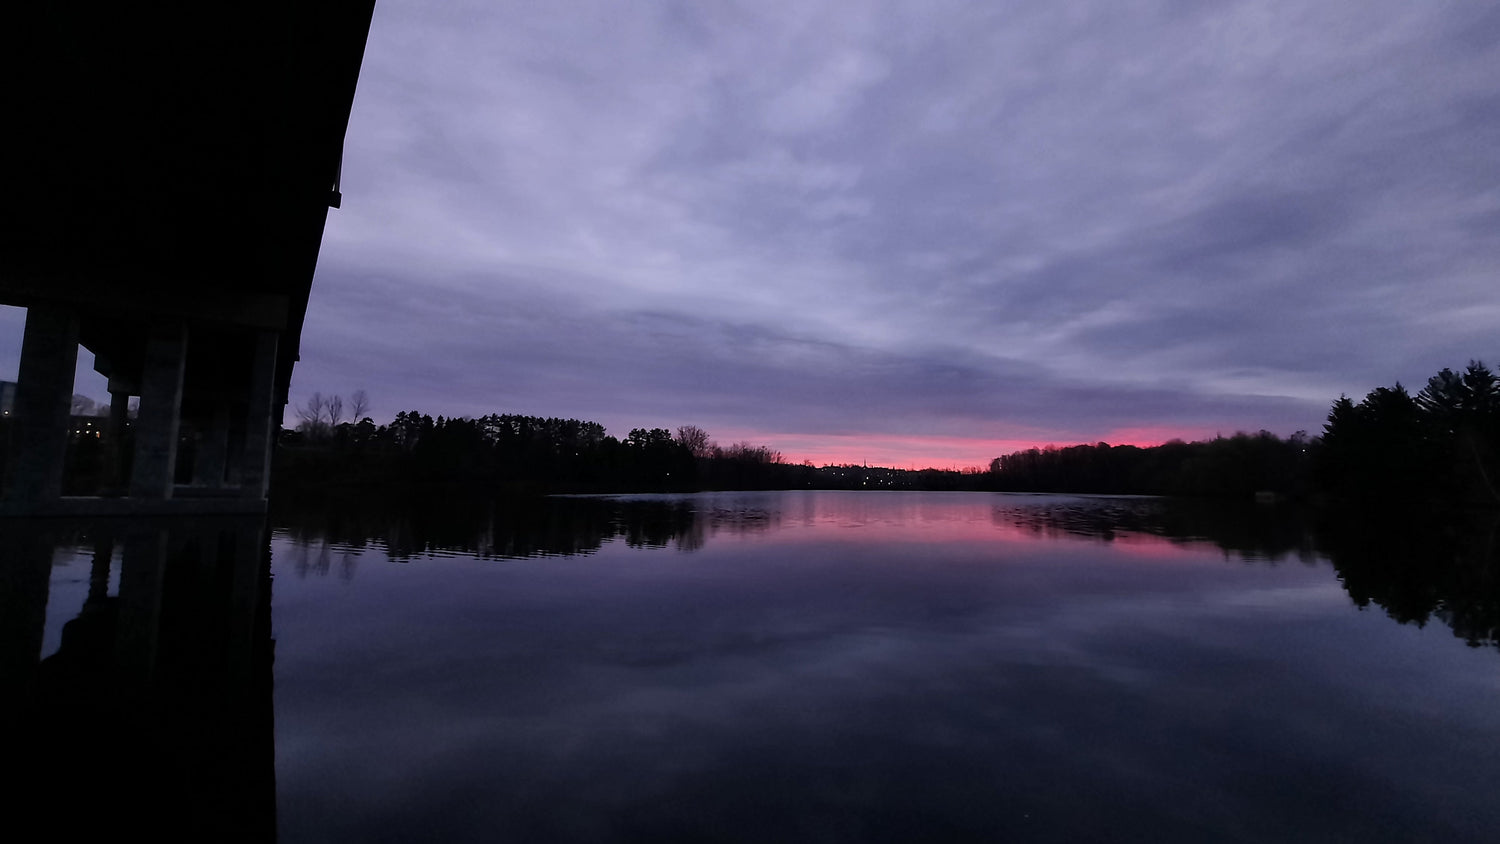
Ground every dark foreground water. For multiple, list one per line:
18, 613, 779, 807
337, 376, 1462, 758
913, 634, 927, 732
10, 491, 1500, 842
268, 491, 1500, 843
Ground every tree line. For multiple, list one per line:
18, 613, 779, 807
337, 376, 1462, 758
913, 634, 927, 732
987, 431, 1313, 499
984, 359, 1500, 509
279, 409, 691, 493
277, 359, 1500, 508
1317, 361, 1499, 509
275, 398, 809, 493
275, 404, 1017, 494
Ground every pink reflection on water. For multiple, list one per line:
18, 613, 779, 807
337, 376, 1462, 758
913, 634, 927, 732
1106, 533, 1226, 560
688, 492, 1218, 560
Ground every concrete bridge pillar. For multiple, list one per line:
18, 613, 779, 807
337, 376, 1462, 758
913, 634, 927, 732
104, 378, 135, 496
193, 400, 232, 488
239, 331, 279, 500
129, 323, 188, 500
1, 309, 285, 515
4, 304, 80, 505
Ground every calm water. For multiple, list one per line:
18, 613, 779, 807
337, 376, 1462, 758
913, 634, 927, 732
266, 492, 1500, 843
10, 491, 1499, 841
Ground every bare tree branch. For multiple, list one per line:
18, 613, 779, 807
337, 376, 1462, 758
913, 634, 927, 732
675, 425, 712, 458
297, 392, 327, 438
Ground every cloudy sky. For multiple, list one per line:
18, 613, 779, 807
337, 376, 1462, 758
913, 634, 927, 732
8, 0, 1499, 467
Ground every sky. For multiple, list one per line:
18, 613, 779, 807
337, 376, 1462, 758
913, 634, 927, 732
5, 0, 1499, 468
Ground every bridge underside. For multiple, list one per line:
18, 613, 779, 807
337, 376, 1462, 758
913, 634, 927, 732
2, 4, 377, 516
5, 302, 282, 516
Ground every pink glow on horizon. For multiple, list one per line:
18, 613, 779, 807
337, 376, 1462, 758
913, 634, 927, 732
748, 432, 1050, 470
707, 425, 1221, 470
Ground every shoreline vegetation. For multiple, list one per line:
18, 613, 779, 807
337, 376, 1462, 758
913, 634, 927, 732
273, 360, 1500, 512
12, 360, 1494, 512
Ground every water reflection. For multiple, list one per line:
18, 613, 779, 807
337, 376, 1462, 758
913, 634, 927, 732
4, 493, 1497, 843
1317, 506, 1500, 648
270, 492, 767, 562
994, 496, 1500, 648
991, 495, 1320, 562
1, 517, 274, 841
273, 491, 1500, 650
269, 491, 1500, 843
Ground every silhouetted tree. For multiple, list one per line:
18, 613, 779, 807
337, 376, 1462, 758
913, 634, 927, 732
1416, 361, 1500, 506
675, 425, 712, 458
350, 389, 370, 421
988, 433, 1313, 498
295, 392, 328, 439
1319, 360, 1500, 508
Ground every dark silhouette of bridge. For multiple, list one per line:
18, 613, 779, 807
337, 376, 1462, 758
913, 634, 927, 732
3, 516, 277, 839
2, 4, 378, 515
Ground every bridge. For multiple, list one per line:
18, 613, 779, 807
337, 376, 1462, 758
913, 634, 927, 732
2, 4, 378, 515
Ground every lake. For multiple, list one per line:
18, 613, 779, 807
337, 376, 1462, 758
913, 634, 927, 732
269, 491, 1500, 843
10, 491, 1500, 841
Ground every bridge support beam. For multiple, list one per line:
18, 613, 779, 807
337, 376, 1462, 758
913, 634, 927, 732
104, 379, 135, 496
193, 400, 232, 488
2, 306, 285, 516
238, 331, 279, 500
5, 304, 80, 505
129, 324, 188, 500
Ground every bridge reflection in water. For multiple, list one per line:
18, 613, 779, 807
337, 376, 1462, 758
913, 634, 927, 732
2, 517, 275, 842
2, 8, 375, 830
